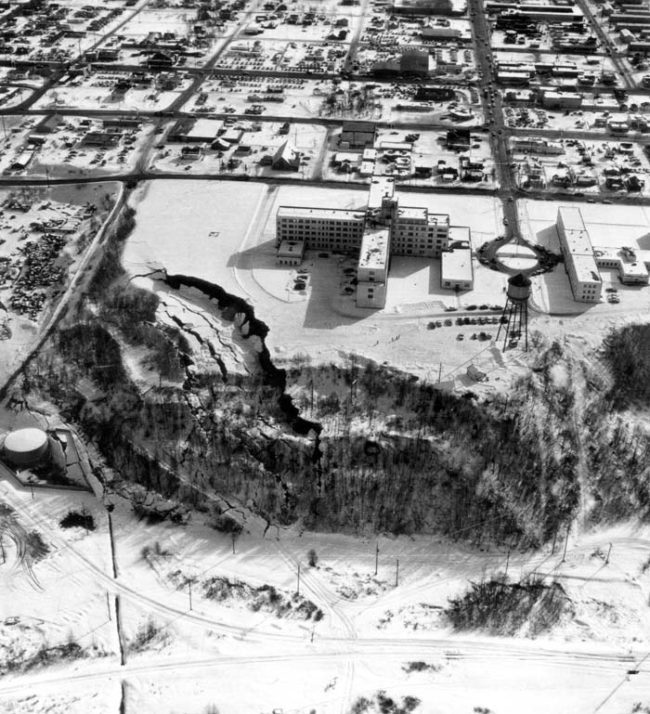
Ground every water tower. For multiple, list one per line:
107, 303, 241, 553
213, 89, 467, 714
497, 273, 531, 351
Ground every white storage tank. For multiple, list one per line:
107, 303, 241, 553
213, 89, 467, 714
3, 428, 49, 467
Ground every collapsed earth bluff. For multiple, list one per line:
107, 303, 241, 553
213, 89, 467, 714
13, 204, 650, 546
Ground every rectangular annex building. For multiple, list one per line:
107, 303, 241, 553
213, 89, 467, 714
556, 207, 602, 303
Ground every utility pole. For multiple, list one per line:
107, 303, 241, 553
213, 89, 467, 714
605, 542, 612, 565
231, 532, 236, 554
504, 546, 510, 578
437, 363, 442, 383
395, 558, 399, 587
188, 581, 193, 611
297, 562, 301, 597
374, 541, 379, 576
551, 530, 557, 555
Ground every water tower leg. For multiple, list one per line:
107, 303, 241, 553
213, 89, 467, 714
502, 300, 513, 350
496, 300, 509, 344
523, 301, 529, 351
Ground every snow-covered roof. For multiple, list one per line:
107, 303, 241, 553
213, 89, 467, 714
441, 245, 473, 283
358, 226, 390, 271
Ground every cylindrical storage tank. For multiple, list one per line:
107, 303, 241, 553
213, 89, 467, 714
3, 428, 49, 467
507, 272, 532, 302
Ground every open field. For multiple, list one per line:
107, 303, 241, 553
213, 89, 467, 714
33, 78, 193, 114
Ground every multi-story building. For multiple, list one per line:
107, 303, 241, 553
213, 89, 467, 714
391, 206, 450, 257
356, 225, 391, 308
276, 177, 470, 308
276, 206, 366, 252
556, 207, 602, 302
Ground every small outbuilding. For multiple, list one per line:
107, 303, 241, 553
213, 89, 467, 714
276, 239, 305, 265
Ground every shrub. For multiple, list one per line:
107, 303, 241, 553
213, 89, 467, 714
26, 531, 49, 561
307, 548, 318, 567
129, 618, 166, 653
445, 575, 571, 637
60, 510, 95, 531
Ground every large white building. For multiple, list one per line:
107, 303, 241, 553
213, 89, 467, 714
556, 207, 602, 303
276, 177, 471, 308
276, 206, 366, 252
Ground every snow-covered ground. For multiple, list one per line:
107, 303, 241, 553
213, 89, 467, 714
2, 476, 650, 713
122, 180, 520, 388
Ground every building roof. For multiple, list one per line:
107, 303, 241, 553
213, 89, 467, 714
449, 225, 470, 242
367, 176, 395, 210
441, 245, 473, 283
428, 212, 450, 226
571, 253, 601, 284
358, 226, 390, 271
277, 239, 305, 257
272, 140, 300, 168
187, 118, 223, 140
278, 206, 366, 221
397, 206, 427, 221
377, 140, 413, 152
558, 207, 594, 253
342, 121, 376, 132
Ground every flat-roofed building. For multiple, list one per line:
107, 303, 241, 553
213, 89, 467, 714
276, 239, 305, 266
441, 238, 474, 291
367, 176, 395, 211
391, 206, 450, 257
276, 206, 366, 252
620, 256, 649, 284
275, 176, 470, 308
557, 207, 602, 302
356, 225, 390, 308
594, 246, 650, 285
186, 118, 223, 142
340, 121, 376, 148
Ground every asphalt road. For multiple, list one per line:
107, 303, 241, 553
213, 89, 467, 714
467, 0, 520, 236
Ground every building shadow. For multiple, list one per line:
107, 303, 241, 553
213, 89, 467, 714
227, 239, 278, 269
539, 266, 596, 315
534, 225, 561, 252
302, 255, 377, 329
388, 257, 429, 279
227, 241, 373, 329
635, 231, 650, 250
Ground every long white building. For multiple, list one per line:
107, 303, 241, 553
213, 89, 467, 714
276, 206, 366, 252
556, 207, 602, 303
